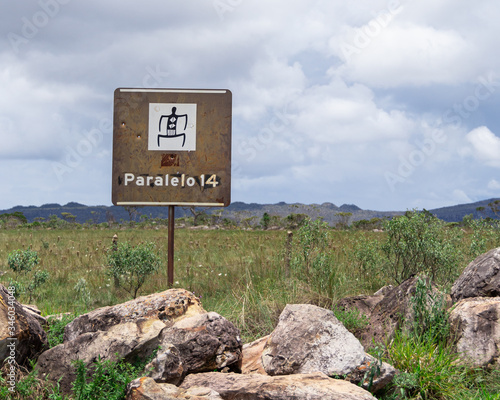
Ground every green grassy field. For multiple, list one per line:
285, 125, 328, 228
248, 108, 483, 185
1, 218, 500, 399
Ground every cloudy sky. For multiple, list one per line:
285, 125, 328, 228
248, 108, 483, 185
1, 0, 500, 211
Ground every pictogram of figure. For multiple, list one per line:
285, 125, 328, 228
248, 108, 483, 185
158, 106, 187, 147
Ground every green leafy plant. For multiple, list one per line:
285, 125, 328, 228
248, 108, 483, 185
6, 249, 49, 302
47, 314, 77, 348
381, 210, 463, 284
7, 249, 39, 276
106, 242, 161, 299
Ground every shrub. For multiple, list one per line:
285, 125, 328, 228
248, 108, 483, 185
7, 249, 39, 276
381, 210, 463, 284
106, 242, 161, 299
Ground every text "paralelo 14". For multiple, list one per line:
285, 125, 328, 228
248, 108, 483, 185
123, 173, 220, 188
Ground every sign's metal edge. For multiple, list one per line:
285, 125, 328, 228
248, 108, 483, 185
119, 88, 229, 94
116, 201, 225, 207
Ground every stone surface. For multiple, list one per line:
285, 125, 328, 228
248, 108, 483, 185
344, 354, 397, 393
449, 297, 500, 367
335, 294, 384, 319
451, 247, 500, 303
262, 304, 366, 377
126, 377, 222, 400
0, 284, 48, 366
64, 288, 204, 342
145, 343, 184, 385
37, 318, 166, 394
358, 275, 448, 348
241, 335, 269, 375
157, 311, 242, 375
181, 372, 378, 400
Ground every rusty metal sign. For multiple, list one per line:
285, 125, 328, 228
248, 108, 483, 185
112, 88, 232, 207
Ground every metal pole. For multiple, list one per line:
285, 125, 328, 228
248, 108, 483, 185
168, 205, 175, 286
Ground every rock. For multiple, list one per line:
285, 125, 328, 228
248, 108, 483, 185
154, 311, 242, 377
37, 318, 166, 394
359, 275, 448, 348
262, 304, 366, 376
0, 284, 48, 366
181, 372, 378, 400
126, 377, 222, 400
145, 343, 184, 385
451, 247, 500, 303
373, 285, 394, 297
64, 288, 204, 342
335, 294, 384, 319
241, 335, 269, 375
344, 354, 397, 393
449, 297, 500, 367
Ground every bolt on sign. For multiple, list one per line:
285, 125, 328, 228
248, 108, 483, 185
112, 88, 232, 207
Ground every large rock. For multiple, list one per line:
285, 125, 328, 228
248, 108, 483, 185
262, 304, 366, 376
64, 288, 204, 341
0, 284, 48, 366
359, 275, 449, 348
181, 372, 378, 400
335, 294, 384, 320
126, 377, 222, 400
147, 311, 242, 381
344, 354, 397, 393
449, 297, 500, 367
37, 318, 166, 394
451, 247, 500, 303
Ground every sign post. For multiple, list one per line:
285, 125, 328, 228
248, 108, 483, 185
112, 88, 232, 285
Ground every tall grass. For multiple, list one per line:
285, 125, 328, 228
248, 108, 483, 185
1, 219, 500, 399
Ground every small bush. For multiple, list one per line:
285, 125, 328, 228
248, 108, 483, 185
106, 242, 161, 299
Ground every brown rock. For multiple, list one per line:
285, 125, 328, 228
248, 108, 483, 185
241, 335, 269, 375
181, 372, 378, 400
37, 318, 166, 394
0, 284, 48, 366
126, 377, 222, 400
64, 288, 204, 342
449, 297, 500, 367
359, 275, 448, 348
157, 311, 242, 375
451, 247, 500, 303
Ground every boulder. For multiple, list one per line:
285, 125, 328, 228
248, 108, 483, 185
0, 284, 48, 366
126, 377, 223, 400
449, 297, 500, 367
37, 318, 166, 394
64, 288, 204, 342
241, 335, 269, 375
359, 275, 449, 348
451, 247, 500, 303
181, 372, 378, 400
262, 304, 366, 376
150, 311, 242, 378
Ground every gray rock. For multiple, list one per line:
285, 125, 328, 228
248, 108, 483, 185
181, 372, 378, 400
262, 304, 366, 377
451, 247, 500, 303
449, 297, 500, 367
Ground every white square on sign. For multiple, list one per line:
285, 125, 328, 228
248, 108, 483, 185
148, 103, 197, 151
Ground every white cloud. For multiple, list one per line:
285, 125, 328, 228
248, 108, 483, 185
488, 179, 500, 190
466, 126, 500, 168
333, 22, 475, 87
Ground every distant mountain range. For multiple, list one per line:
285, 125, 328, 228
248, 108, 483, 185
1, 198, 499, 225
